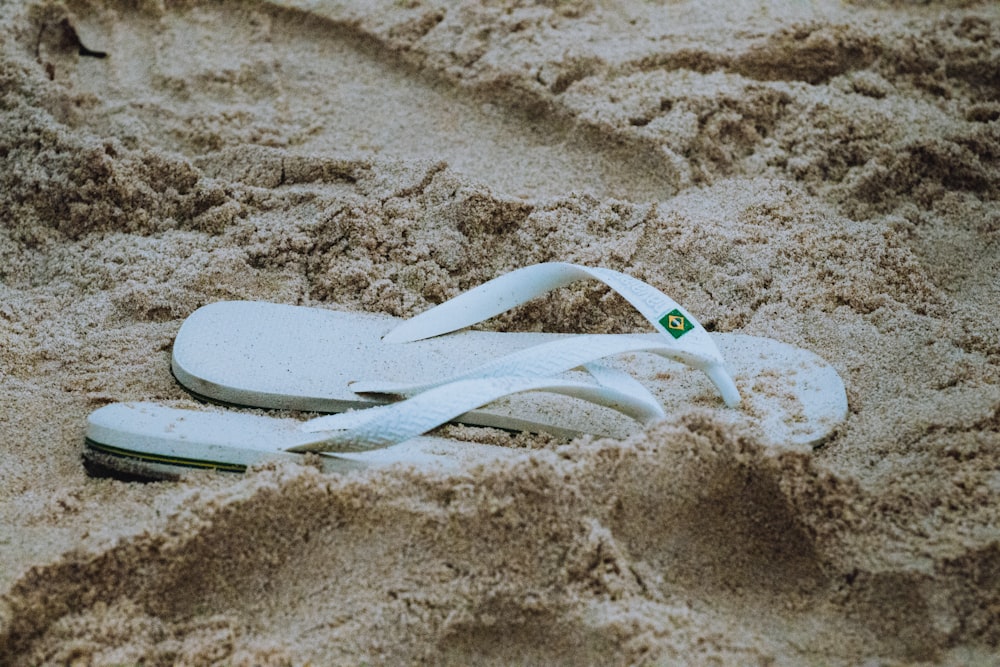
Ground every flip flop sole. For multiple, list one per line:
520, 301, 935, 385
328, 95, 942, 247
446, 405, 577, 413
84, 402, 523, 481
83, 438, 249, 481
172, 301, 847, 447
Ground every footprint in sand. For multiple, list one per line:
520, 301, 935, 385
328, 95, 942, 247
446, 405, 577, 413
61, 0, 677, 202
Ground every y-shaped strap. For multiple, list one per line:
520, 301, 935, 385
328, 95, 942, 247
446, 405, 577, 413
289, 375, 666, 453
381, 263, 740, 407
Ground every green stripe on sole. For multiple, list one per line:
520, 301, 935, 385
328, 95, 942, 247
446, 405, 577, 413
84, 439, 247, 473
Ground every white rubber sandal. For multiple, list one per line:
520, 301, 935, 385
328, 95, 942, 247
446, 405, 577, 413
171, 263, 847, 446
83, 375, 667, 481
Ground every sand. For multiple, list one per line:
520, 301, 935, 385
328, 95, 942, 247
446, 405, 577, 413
1, 0, 998, 664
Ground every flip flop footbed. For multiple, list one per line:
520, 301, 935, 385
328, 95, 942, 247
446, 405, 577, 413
84, 402, 523, 481
173, 301, 846, 447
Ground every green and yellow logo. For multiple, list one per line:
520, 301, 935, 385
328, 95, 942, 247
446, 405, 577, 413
659, 308, 694, 339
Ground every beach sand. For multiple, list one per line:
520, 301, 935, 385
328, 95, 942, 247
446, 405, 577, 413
1, 0, 999, 664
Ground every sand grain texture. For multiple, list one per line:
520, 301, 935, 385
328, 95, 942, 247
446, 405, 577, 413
1, 0, 999, 664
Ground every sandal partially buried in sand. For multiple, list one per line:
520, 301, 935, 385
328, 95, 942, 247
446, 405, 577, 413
84, 263, 847, 480
84, 375, 667, 481
170, 263, 847, 445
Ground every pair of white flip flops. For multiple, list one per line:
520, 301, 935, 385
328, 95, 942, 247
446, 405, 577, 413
84, 263, 848, 480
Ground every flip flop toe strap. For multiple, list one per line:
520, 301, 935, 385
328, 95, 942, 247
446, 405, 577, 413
382, 262, 740, 407
289, 376, 666, 453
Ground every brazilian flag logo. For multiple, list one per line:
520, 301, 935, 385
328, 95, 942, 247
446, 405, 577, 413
659, 308, 694, 339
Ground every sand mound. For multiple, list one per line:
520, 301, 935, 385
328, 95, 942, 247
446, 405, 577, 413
2, 0, 999, 664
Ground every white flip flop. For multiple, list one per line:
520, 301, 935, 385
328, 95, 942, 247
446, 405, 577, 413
83, 375, 667, 481
171, 263, 847, 446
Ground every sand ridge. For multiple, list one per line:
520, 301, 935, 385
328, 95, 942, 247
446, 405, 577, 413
1, 0, 999, 664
